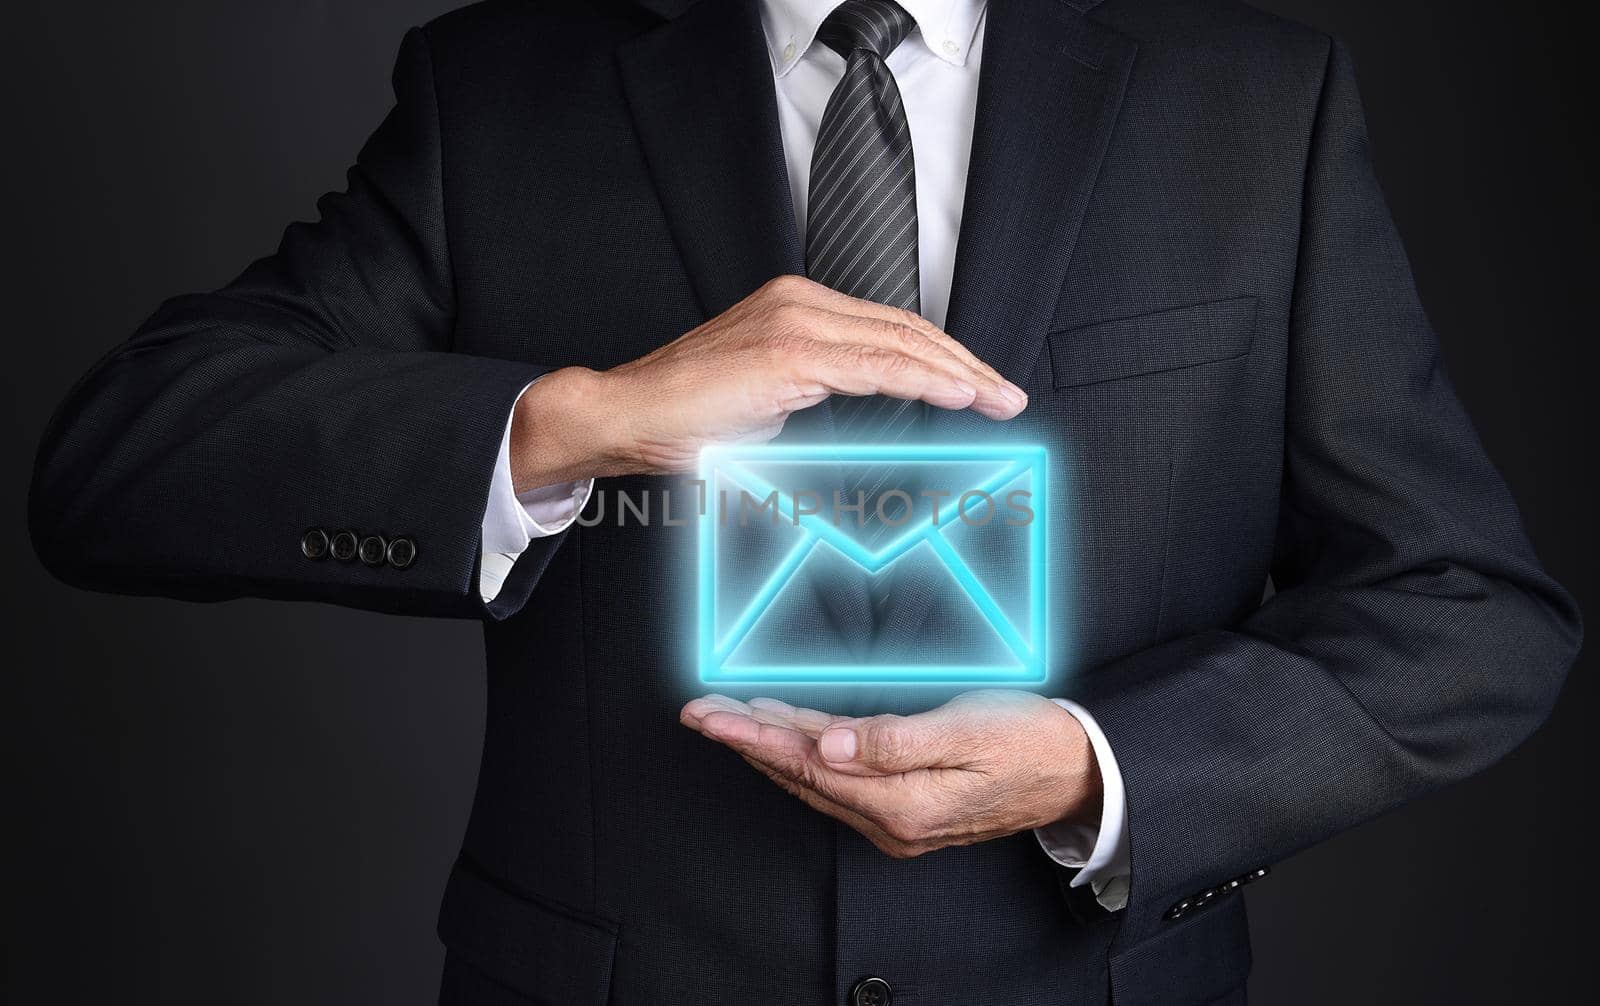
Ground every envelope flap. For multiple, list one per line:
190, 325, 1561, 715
710, 448, 1037, 568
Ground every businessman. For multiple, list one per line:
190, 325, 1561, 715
30, 0, 1581, 1003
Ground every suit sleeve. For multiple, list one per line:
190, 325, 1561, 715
29, 28, 570, 619
1074, 38, 1582, 945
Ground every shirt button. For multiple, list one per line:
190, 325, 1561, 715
783, 41, 796, 62
850, 976, 892, 1006
942, 40, 960, 55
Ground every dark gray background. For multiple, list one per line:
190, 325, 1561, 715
3, 1, 1592, 1002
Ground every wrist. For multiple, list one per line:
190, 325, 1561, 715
1043, 701, 1104, 830
509, 366, 632, 490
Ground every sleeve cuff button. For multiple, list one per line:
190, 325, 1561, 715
301, 528, 329, 560
329, 530, 359, 561
386, 537, 416, 570
358, 535, 387, 566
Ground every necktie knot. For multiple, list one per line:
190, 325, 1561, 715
817, 0, 918, 61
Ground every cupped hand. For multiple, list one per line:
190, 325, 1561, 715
680, 690, 1101, 858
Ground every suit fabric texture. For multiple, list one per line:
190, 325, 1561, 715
30, 0, 1581, 1003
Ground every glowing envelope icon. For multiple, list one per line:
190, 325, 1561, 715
698, 444, 1049, 685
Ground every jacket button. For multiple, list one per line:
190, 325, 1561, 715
850, 976, 891, 1006
300, 529, 329, 560
1164, 899, 1190, 920
329, 530, 359, 562
386, 537, 416, 570
358, 534, 387, 566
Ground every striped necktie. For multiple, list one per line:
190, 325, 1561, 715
805, 0, 925, 455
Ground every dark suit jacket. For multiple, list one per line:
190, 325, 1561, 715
30, 0, 1581, 1003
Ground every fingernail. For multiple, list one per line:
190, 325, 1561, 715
1001, 381, 1027, 405
952, 379, 977, 398
819, 728, 858, 763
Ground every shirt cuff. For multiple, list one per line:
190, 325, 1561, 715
479, 382, 594, 602
1034, 697, 1132, 912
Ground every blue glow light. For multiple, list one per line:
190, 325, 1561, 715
698, 443, 1050, 685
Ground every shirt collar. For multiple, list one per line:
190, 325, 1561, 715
760, 0, 987, 77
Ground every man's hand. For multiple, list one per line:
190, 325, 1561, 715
680, 691, 1102, 859
508, 275, 1027, 489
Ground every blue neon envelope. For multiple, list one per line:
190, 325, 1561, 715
698, 444, 1049, 685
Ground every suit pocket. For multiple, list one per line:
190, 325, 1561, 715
1046, 296, 1257, 389
437, 858, 618, 1005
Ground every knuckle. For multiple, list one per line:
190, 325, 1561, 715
864, 348, 913, 375
889, 323, 925, 351
892, 307, 926, 332
841, 344, 883, 369
761, 274, 808, 299
866, 717, 910, 763
871, 318, 915, 349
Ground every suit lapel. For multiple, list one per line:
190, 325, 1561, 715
617, 0, 834, 445
877, 0, 1138, 658
617, 0, 801, 315
939, 0, 1138, 401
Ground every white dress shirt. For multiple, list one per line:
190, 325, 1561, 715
478, 0, 1131, 911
